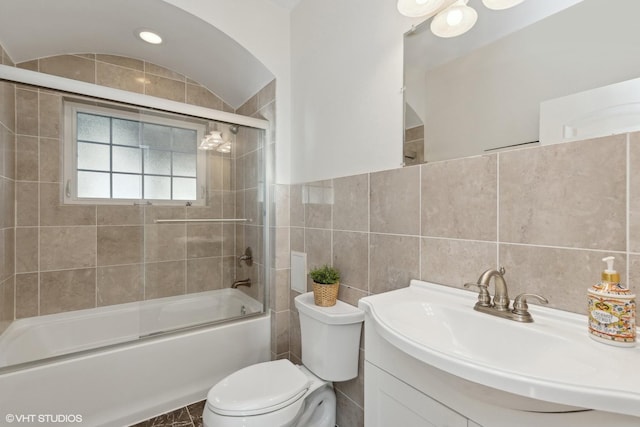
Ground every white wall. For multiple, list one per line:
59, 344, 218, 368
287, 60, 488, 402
162, 0, 292, 183
290, 0, 418, 183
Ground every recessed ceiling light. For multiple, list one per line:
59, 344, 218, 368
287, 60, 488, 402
138, 30, 163, 45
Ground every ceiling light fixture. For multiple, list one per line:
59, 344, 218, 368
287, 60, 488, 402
398, 0, 526, 38
216, 142, 232, 154
430, 0, 477, 38
482, 0, 524, 11
138, 30, 163, 45
397, 0, 450, 19
199, 130, 225, 150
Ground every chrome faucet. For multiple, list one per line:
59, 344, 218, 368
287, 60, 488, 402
464, 267, 549, 323
232, 278, 251, 289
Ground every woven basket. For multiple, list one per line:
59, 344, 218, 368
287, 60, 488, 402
312, 281, 340, 307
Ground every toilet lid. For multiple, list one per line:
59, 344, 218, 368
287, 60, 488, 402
207, 359, 310, 416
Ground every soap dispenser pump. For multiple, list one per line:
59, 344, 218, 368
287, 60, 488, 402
587, 256, 636, 347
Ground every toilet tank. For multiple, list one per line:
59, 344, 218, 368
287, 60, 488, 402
294, 292, 364, 382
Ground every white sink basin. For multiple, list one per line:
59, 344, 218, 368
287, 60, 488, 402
358, 280, 640, 417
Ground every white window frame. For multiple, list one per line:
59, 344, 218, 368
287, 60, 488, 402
63, 100, 207, 206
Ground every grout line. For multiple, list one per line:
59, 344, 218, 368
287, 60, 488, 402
418, 164, 422, 280
496, 152, 500, 268
334, 387, 364, 411
367, 173, 371, 294
626, 133, 631, 287
36, 88, 41, 317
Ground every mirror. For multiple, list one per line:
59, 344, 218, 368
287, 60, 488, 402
403, 0, 640, 165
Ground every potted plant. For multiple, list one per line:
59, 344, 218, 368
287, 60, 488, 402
309, 264, 341, 307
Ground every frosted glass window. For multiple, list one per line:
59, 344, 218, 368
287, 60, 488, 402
173, 152, 196, 177
66, 100, 207, 204
144, 150, 171, 175
77, 171, 110, 198
77, 113, 110, 143
77, 142, 110, 171
173, 128, 197, 152
112, 174, 142, 199
144, 176, 171, 200
173, 177, 197, 200
143, 123, 172, 150
113, 119, 140, 147
113, 146, 142, 173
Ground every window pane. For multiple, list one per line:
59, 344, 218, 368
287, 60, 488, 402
144, 149, 171, 175
173, 152, 196, 177
144, 176, 171, 200
77, 171, 110, 198
77, 142, 110, 171
113, 118, 140, 147
173, 177, 196, 200
142, 123, 172, 150
113, 146, 141, 173
173, 128, 197, 152
113, 174, 141, 199
77, 113, 110, 143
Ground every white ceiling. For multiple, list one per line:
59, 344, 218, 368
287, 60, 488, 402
0, 0, 275, 109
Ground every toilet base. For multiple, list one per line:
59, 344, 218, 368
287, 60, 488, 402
292, 383, 336, 427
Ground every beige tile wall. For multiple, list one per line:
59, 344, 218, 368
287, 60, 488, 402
17, 54, 235, 112
404, 125, 424, 166
5, 53, 271, 320
0, 44, 16, 333
234, 83, 275, 316
287, 132, 639, 426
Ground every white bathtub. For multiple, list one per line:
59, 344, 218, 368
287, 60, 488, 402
0, 289, 270, 426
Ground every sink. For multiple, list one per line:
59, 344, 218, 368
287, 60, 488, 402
358, 280, 640, 417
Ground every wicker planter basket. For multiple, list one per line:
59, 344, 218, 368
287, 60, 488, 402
312, 281, 340, 307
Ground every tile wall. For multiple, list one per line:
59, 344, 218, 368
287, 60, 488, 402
16, 54, 235, 112
0, 45, 15, 332
403, 125, 424, 166
234, 80, 276, 311
1, 52, 273, 326
285, 132, 640, 426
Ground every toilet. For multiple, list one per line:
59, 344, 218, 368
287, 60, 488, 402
203, 292, 364, 427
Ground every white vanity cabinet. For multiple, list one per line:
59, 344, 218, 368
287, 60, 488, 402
359, 281, 640, 427
362, 311, 640, 427
365, 361, 471, 427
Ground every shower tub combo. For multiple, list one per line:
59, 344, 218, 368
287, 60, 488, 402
0, 289, 269, 426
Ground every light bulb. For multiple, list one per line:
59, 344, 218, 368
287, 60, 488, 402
138, 30, 162, 45
431, 0, 477, 38
446, 9, 463, 26
482, 0, 525, 10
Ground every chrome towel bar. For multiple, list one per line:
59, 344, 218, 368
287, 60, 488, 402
155, 218, 250, 224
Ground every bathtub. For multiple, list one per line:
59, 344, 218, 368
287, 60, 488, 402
0, 289, 270, 426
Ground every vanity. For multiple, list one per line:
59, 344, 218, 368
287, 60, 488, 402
358, 280, 640, 427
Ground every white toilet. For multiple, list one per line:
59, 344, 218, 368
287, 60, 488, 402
202, 292, 364, 427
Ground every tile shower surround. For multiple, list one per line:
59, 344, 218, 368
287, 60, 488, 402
282, 132, 640, 426
0, 45, 16, 333
0, 52, 273, 324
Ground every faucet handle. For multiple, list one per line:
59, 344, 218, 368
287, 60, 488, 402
464, 283, 491, 307
512, 293, 549, 315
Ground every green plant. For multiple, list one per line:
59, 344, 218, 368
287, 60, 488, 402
309, 264, 340, 285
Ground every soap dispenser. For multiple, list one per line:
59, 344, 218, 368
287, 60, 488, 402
587, 256, 636, 347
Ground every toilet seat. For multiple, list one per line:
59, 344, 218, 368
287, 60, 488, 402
207, 359, 310, 417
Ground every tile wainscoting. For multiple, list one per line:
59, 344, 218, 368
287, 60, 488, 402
279, 132, 640, 426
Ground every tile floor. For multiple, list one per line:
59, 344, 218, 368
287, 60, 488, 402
130, 401, 204, 427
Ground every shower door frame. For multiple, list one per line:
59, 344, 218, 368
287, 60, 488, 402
0, 63, 272, 369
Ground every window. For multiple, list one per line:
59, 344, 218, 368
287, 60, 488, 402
64, 100, 207, 205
